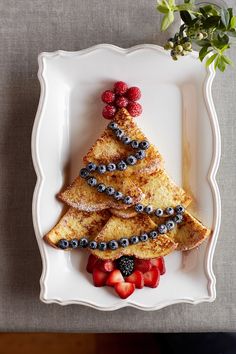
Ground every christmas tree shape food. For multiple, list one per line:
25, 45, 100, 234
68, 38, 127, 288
45, 106, 211, 257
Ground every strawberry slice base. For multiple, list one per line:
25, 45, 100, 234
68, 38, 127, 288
114, 282, 135, 299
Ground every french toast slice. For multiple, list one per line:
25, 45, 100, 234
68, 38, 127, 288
91, 214, 177, 260
160, 211, 211, 251
111, 169, 192, 217
58, 173, 144, 211
83, 108, 163, 176
44, 208, 111, 248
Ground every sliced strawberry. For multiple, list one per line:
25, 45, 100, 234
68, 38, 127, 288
86, 254, 99, 273
126, 270, 144, 289
98, 260, 115, 273
143, 267, 160, 288
114, 282, 135, 299
135, 259, 152, 273
106, 269, 124, 286
92, 268, 108, 287
150, 257, 166, 275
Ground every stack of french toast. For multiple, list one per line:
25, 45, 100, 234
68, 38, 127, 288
44, 107, 211, 261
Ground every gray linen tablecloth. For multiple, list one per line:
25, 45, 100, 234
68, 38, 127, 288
0, 0, 236, 332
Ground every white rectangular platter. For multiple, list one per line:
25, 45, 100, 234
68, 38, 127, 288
32, 44, 221, 310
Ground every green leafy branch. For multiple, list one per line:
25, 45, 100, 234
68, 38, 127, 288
156, 0, 235, 71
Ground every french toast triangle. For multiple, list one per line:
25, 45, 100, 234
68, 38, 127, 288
161, 211, 211, 251
91, 215, 177, 260
111, 169, 192, 217
58, 173, 144, 212
44, 208, 111, 248
83, 108, 163, 176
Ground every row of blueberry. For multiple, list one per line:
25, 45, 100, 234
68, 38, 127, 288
57, 213, 184, 251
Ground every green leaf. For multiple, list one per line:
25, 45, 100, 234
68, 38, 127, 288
180, 10, 192, 25
217, 56, 226, 71
199, 46, 212, 62
157, 5, 169, 14
206, 53, 218, 67
222, 55, 233, 66
230, 16, 236, 29
161, 11, 174, 31
204, 16, 220, 29
220, 8, 230, 28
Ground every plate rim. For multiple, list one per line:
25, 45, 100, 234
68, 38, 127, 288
31, 43, 221, 310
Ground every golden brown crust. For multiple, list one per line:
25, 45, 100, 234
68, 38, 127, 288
44, 208, 111, 247
161, 210, 211, 251
59, 173, 144, 212
91, 214, 177, 260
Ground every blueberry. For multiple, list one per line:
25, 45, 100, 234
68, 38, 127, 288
106, 186, 115, 196
79, 237, 89, 248
131, 140, 139, 149
135, 203, 144, 213
119, 238, 129, 247
165, 207, 174, 216
97, 183, 106, 193
155, 208, 163, 217
126, 155, 137, 166
89, 241, 97, 250
87, 177, 97, 187
129, 235, 139, 245
98, 242, 107, 251
139, 140, 150, 150
173, 214, 183, 224
86, 162, 96, 172
69, 239, 79, 249
144, 205, 153, 214
107, 163, 116, 172
123, 196, 133, 205
149, 230, 158, 239
108, 240, 119, 250
114, 128, 124, 140
117, 160, 127, 171
135, 149, 146, 160
139, 233, 149, 242
114, 191, 123, 200
108, 121, 118, 130
166, 220, 175, 231
58, 239, 69, 249
121, 136, 131, 145
79, 168, 90, 179
158, 224, 167, 234
175, 205, 185, 214
97, 164, 106, 174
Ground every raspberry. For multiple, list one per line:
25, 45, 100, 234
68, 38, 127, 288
127, 102, 142, 117
115, 96, 129, 108
101, 90, 115, 104
114, 81, 128, 95
102, 105, 116, 119
126, 87, 141, 101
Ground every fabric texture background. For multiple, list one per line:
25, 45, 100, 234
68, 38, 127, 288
0, 0, 235, 332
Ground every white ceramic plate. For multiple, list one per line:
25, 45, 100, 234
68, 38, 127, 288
32, 44, 221, 310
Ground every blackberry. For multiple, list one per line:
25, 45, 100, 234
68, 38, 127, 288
116, 256, 135, 277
